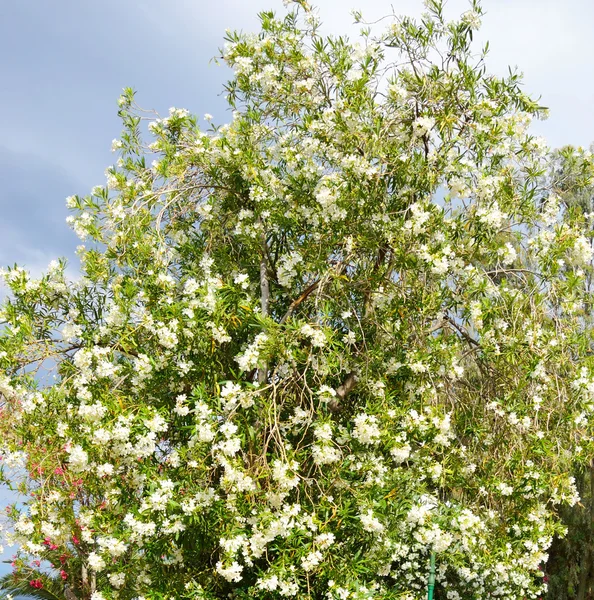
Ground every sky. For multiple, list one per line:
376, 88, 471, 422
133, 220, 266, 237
0, 0, 593, 574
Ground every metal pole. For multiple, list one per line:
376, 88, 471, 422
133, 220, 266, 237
427, 551, 436, 600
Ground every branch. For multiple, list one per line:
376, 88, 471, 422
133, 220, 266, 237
363, 243, 390, 319
279, 279, 320, 325
443, 314, 480, 347
328, 372, 358, 413
279, 259, 346, 325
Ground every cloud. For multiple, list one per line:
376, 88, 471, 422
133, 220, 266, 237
0, 146, 80, 269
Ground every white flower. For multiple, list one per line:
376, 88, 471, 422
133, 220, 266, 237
93, 427, 112, 445
314, 532, 335, 549
352, 413, 381, 445
277, 252, 303, 287
258, 575, 279, 591
14, 514, 35, 535
168, 106, 189, 118
208, 322, 232, 344
220, 422, 238, 437
317, 385, 336, 403
413, 116, 435, 137
342, 330, 357, 345
301, 550, 323, 571
155, 321, 178, 349
271, 459, 300, 489
300, 323, 326, 348
312, 444, 341, 465
390, 444, 411, 463
315, 183, 346, 221
359, 509, 384, 534
67, 445, 89, 472
144, 413, 168, 433
428, 463, 443, 481
498, 242, 517, 266
407, 496, 437, 524
78, 402, 107, 422
98, 536, 128, 557
220, 381, 253, 410
97, 463, 114, 477
87, 551, 106, 572
235, 333, 268, 371
313, 423, 333, 441
279, 580, 299, 597
234, 56, 254, 75
571, 235, 593, 265
197, 423, 215, 442
233, 272, 250, 288
216, 560, 243, 582
108, 573, 126, 588
476, 202, 506, 229
498, 482, 514, 496
216, 436, 242, 457
461, 10, 481, 29
174, 394, 190, 416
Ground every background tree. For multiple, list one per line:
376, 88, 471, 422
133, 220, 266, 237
1, 2, 594, 600
545, 143, 594, 600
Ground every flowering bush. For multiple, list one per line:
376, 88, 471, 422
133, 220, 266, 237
2, 1, 594, 599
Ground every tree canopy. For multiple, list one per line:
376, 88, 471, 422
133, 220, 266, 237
1, 2, 594, 599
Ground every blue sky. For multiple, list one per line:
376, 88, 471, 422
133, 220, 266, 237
1, 0, 593, 575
